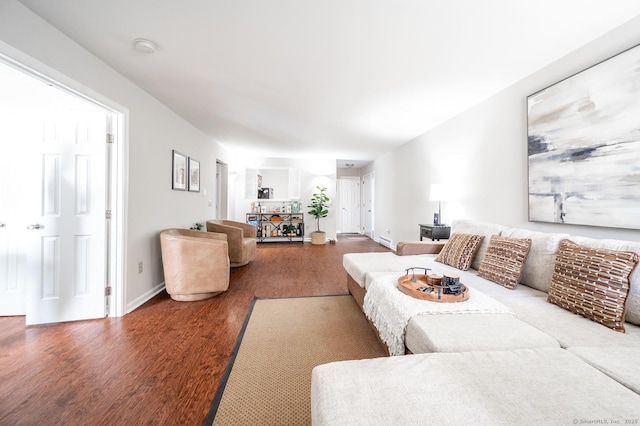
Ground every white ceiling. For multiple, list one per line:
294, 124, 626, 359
17, 0, 640, 165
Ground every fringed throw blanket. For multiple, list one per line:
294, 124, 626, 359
363, 274, 513, 356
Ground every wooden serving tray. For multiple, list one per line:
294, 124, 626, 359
397, 274, 469, 303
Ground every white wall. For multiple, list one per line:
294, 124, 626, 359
0, 1, 227, 313
368, 16, 640, 246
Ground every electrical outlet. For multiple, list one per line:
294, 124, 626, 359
138, 261, 143, 274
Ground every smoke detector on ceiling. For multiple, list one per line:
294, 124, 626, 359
134, 38, 157, 54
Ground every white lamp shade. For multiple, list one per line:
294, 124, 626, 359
429, 183, 443, 201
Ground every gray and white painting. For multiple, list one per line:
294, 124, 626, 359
528, 44, 640, 230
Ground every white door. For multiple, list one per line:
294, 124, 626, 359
0, 221, 26, 315
24, 107, 107, 325
0, 108, 33, 315
362, 173, 374, 238
0, 63, 108, 325
339, 178, 360, 233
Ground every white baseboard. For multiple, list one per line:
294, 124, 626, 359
126, 282, 166, 314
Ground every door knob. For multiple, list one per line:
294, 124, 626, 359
0, 222, 5, 228
27, 224, 42, 230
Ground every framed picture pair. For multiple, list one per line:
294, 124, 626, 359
172, 150, 200, 192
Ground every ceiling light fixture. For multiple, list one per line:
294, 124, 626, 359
134, 38, 157, 54
345, 163, 355, 168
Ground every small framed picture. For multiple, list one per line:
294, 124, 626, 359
172, 150, 187, 191
188, 157, 200, 192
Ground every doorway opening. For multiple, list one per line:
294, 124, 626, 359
0, 55, 125, 324
216, 160, 229, 219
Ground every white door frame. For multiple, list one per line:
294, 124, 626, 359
0, 43, 128, 319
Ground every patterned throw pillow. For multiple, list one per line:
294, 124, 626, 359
548, 239, 638, 332
435, 233, 484, 271
477, 235, 532, 289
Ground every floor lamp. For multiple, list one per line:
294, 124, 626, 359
429, 183, 443, 225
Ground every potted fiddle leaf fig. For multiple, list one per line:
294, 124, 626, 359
308, 186, 329, 245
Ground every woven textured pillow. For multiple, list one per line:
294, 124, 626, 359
477, 235, 532, 289
548, 239, 638, 332
435, 233, 484, 271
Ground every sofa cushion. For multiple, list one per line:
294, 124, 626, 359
365, 274, 512, 356
499, 228, 570, 293
477, 235, 531, 289
311, 348, 640, 425
568, 346, 640, 395
569, 236, 640, 327
405, 313, 559, 354
548, 239, 638, 332
451, 219, 509, 270
502, 296, 640, 348
342, 252, 434, 288
435, 233, 484, 271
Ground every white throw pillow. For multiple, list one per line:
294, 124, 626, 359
499, 228, 569, 294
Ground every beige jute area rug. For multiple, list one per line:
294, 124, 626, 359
206, 295, 386, 425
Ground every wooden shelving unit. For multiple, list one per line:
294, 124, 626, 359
247, 213, 304, 243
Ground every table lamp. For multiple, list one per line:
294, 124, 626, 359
429, 183, 443, 225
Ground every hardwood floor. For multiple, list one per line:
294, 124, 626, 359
0, 236, 389, 425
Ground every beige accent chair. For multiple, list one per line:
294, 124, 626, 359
160, 229, 230, 301
206, 219, 257, 267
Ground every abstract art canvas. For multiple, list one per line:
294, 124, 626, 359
527, 44, 640, 230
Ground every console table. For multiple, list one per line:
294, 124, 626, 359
247, 213, 304, 243
419, 224, 450, 241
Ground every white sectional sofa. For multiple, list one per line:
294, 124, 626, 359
311, 220, 640, 425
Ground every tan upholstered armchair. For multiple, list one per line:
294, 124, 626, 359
160, 229, 230, 301
206, 219, 257, 267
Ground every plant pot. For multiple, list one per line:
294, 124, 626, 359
311, 231, 326, 245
